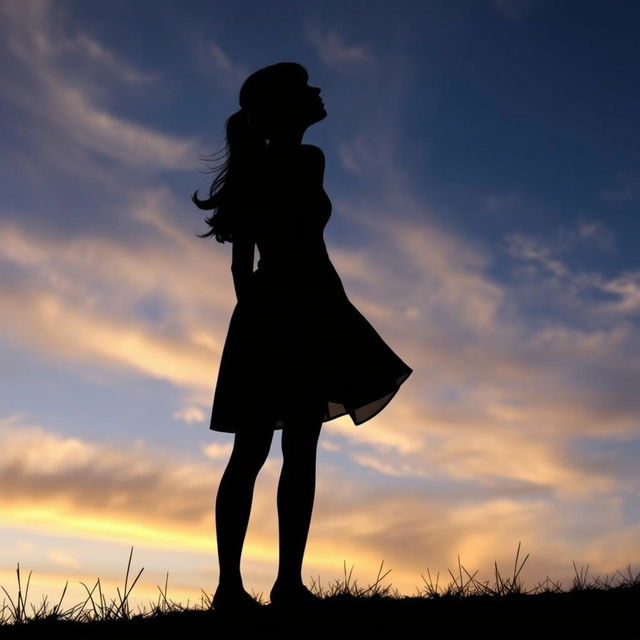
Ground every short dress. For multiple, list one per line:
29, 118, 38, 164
209, 168, 413, 433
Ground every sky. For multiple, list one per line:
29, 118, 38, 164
1, 0, 640, 612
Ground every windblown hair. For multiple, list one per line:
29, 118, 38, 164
192, 62, 309, 243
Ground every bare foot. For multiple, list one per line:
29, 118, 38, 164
270, 580, 320, 606
212, 584, 262, 613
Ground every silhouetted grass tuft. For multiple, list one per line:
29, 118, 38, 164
1, 542, 638, 638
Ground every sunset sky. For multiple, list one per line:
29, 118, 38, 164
2, 0, 640, 611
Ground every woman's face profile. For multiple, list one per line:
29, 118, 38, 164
242, 65, 327, 137
280, 76, 327, 128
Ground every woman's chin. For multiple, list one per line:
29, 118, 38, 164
305, 107, 327, 128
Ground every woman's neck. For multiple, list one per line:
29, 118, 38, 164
267, 124, 307, 152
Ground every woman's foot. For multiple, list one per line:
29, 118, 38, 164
269, 580, 321, 606
212, 584, 263, 614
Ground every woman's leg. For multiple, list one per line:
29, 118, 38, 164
274, 403, 324, 589
215, 426, 274, 592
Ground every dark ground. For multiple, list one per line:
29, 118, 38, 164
1, 587, 638, 639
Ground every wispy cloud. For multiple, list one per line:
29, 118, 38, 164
59, 33, 160, 85
174, 406, 207, 425
506, 220, 616, 261
192, 38, 249, 91
307, 29, 374, 68
0, 190, 233, 407
202, 442, 234, 459
596, 271, 640, 315
0, 0, 199, 173
505, 227, 640, 317
327, 202, 640, 484
337, 130, 399, 180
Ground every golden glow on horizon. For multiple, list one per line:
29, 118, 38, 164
1, 421, 638, 606
0, 502, 367, 574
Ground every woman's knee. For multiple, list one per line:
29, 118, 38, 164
229, 428, 274, 471
281, 417, 322, 461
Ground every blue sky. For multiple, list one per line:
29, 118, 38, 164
1, 0, 639, 610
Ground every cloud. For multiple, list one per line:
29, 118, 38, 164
308, 29, 373, 68
506, 232, 571, 277
505, 227, 640, 317
0, 0, 199, 173
319, 438, 341, 452
322, 202, 640, 490
202, 442, 233, 459
349, 452, 422, 479
59, 33, 160, 85
575, 221, 616, 251
337, 130, 399, 179
174, 406, 207, 425
0, 415, 240, 550
596, 271, 640, 314
506, 220, 616, 261
192, 38, 248, 91
0, 191, 234, 405
339, 398, 621, 497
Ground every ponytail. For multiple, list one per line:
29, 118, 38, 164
192, 109, 267, 243
193, 61, 309, 242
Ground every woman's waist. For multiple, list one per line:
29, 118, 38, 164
249, 254, 344, 291
255, 251, 333, 273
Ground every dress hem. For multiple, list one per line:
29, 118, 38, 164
209, 367, 412, 433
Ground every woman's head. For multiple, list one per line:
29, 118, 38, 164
238, 62, 326, 139
192, 62, 325, 242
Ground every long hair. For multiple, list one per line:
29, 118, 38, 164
192, 62, 309, 243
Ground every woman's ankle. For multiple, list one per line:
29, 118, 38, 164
272, 576, 304, 590
216, 579, 245, 592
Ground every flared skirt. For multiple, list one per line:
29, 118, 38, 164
209, 266, 413, 432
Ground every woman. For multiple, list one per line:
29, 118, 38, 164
192, 62, 412, 613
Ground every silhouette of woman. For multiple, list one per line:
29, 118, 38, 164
192, 62, 412, 613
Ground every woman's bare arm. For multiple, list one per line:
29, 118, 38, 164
231, 232, 255, 303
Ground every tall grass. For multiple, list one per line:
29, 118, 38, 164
1, 542, 638, 628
